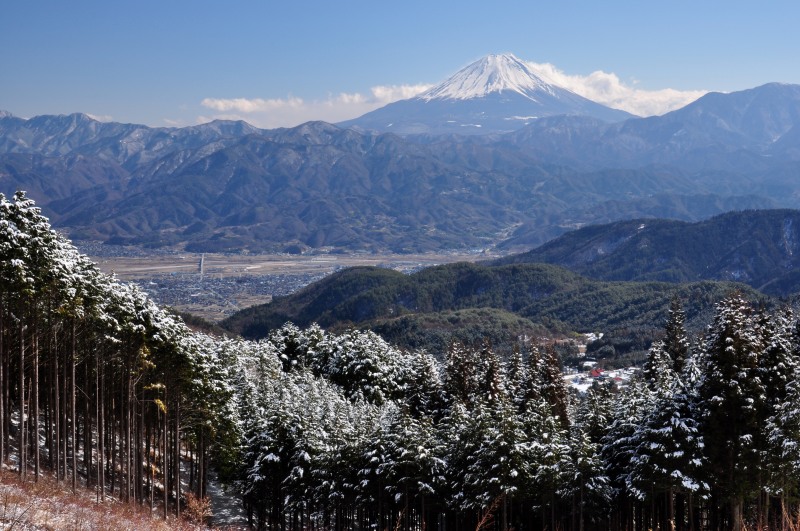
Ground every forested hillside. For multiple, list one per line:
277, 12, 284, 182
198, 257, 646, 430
222, 261, 762, 359
6, 192, 800, 530
0, 191, 231, 523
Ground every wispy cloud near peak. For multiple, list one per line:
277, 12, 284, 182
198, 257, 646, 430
199, 84, 432, 128
526, 61, 707, 116
198, 60, 705, 128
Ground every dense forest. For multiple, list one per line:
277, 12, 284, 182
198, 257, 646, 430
221, 259, 760, 361
6, 191, 800, 530
0, 191, 233, 521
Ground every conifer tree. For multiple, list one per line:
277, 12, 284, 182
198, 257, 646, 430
505, 345, 527, 411
758, 307, 799, 523
405, 349, 446, 419
541, 344, 570, 427
642, 339, 674, 391
664, 296, 690, 374
626, 377, 708, 530
525, 395, 571, 528
443, 341, 480, 409
568, 385, 612, 530
697, 293, 764, 530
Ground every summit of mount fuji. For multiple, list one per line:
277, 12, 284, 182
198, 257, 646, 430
339, 54, 635, 135
419, 53, 560, 101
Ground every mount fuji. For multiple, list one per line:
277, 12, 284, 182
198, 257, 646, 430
339, 54, 635, 135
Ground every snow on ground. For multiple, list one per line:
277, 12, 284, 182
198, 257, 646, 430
0, 467, 184, 530
206, 470, 248, 529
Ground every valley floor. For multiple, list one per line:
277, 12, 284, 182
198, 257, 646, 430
85, 248, 501, 321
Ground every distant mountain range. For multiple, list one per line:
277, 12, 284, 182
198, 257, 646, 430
2, 55, 800, 253
338, 54, 634, 135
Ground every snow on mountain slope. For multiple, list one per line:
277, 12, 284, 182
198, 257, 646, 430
418, 53, 558, 101
339, 53, 635, 135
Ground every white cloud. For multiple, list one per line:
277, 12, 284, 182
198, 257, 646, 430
200, 96, 305, 113
526, 61, 707, 116
199, 84, 432, 129
198, 63, 705, 128
371, 84, 433, 104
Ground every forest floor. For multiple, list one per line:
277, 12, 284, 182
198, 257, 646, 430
0, 466, 203, 530
205, 471, 248, 530
0, 433, 246, 530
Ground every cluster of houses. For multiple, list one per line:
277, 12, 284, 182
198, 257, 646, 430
563, 362, 639, 394
559, 332, 640, 394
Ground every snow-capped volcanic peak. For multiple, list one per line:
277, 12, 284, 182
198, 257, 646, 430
418, 53, 558, 102
338, 53, 635, 135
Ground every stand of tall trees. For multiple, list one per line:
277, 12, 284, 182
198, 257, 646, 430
0, 191, 230, 519
223, 300, 800, 530
10, 191, 800, 530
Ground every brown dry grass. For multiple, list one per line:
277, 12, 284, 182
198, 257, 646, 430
0, 467, 204, 530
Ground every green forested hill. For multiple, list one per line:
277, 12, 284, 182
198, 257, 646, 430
222, 261, 764, 356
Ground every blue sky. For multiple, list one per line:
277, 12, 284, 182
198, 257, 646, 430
2, 0, 798, 128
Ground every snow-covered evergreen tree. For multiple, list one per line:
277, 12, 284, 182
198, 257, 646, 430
664, 296, 690, 374
762, 307, 800, 511
696, 293, 764, 529
443, 341, 481, 409
567, 385, 612, 529
626, 377, 708, 529
404, 349, 447, 419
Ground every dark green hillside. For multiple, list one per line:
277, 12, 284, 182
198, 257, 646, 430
224, 266, 408, 336
222, 263, 586, 336
368, 308, 549, 355
496, 209, 800, 296
222, 261, 763, 356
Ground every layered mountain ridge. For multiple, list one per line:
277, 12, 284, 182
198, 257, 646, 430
2, 57, 800, 253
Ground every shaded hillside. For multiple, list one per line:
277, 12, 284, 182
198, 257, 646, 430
222, 261, 762, 356
496, 209, 800, 296
3, 116, 741, 253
